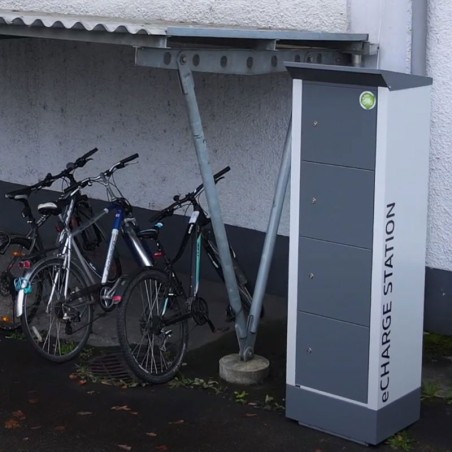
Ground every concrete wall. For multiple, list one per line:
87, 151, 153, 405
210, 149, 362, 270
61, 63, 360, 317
0, 0, 348, 31
0, 38, 291, 236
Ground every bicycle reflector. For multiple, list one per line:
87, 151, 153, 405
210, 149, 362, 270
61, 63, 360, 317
112, 295, 122, 304
1, 316, 11, 324
18, 260, 32, 269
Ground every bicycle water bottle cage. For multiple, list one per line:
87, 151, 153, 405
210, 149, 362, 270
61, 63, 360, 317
0, 232, 10, 254
14, 277, 32, 294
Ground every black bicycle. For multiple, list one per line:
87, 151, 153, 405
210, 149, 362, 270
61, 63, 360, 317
116, 166, 254, 384
0, 147, 118, 330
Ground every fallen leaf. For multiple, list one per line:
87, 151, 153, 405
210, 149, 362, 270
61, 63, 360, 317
78, 380, 87, 385
244, 413, 257, 417
69, 373, 78, 380
28, 399, 39, 404
77, 411, 93, 416
146, 432, 157, 437
117, 445, 132, 451
129, 411, 139, 416
54, 425, 66, 432
111, 405, 132, 411
169, 419, 184, 425
23, 437, 29, 441
13, 410, 26, 421
4, 418, 21, 429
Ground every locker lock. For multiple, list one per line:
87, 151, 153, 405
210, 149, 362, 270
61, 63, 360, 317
308, 272, 315, 280
311, 197, 317, 204
306, 347, 313, 354
313, 121, 319, 127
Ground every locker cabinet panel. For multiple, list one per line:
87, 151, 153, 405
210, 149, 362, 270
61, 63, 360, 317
298, 237, 372, 326
301, 82, 377, 170
296, 312, 369, 403
299, 162, 374, 249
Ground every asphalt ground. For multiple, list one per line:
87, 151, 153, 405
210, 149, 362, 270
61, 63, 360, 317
1, 312, 452, 452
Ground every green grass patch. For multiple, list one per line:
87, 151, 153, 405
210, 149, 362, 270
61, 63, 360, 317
423, 332, 452, 359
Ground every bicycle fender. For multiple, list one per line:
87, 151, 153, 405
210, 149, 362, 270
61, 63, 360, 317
14, 267, 34, 318
111, 270, 144, 304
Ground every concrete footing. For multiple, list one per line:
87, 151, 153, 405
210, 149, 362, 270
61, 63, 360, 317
219, 354, 270, 385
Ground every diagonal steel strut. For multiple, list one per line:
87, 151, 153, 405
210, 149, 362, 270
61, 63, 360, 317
176, 52, 249, 354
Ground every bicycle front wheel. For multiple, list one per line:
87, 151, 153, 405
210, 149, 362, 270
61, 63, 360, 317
0, 236, 32, 331
20, 257, 93, 362
117, 269, 188, 384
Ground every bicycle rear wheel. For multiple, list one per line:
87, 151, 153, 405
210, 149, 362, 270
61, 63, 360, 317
20, 257, 93, 362
0, 236, 32, 331
117, 268, 188, 384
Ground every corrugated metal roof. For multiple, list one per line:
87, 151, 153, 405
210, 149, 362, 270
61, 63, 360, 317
0, 10, 167, 35
0, 9, 369, 49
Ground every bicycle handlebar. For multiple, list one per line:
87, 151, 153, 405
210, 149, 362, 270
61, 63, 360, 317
5, 148, 99, 199
64, 153, 139, 195
149, 166, 231, 223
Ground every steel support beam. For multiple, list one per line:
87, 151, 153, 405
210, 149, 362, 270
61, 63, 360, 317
136, 47, 348, 75
241, 118, 292, 360
176, 52, 248, 353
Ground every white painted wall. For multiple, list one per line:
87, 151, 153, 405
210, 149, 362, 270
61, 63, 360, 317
424, 1, 452, 271
0, 0, 347, 31
0, 38, 292, 234
348, 0, 412, 73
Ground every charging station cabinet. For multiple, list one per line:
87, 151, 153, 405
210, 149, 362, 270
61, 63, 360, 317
285, 63, 432, 445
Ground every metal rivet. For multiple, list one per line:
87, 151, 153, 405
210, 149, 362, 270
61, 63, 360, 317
179, 55, 187, 65
309, 273, 315, 280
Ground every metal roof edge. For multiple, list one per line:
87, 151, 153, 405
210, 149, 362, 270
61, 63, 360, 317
285, 62, 433, 90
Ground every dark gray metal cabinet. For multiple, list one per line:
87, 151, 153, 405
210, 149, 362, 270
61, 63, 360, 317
286, 63, 432, 445
295, 85, 376, 402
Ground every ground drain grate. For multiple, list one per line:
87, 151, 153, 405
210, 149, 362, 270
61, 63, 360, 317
87, 352, 140, 385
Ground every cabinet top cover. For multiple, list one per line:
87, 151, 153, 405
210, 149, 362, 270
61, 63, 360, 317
285, 62, 432, 91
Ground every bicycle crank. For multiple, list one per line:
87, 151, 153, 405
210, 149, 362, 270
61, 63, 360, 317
191, 297, 215, 332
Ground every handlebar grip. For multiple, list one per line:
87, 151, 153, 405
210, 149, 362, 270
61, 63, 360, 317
82, 147, 98, 160
120, 153, 139, 165
194, 166, 231, 194
74, 147, 99, 168
213, 166, 230, 182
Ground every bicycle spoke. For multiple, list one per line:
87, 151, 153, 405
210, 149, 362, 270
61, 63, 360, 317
117, 269, 188, 384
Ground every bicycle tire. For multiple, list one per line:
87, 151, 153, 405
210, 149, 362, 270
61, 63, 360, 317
0, 236, 33, 331
20, 257, 93, 362
117, 268, 188, 384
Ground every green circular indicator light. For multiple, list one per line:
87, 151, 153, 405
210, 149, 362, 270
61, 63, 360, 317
359, 91, 376, 110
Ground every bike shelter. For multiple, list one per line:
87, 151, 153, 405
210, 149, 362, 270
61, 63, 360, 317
0, 10, 373, 358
